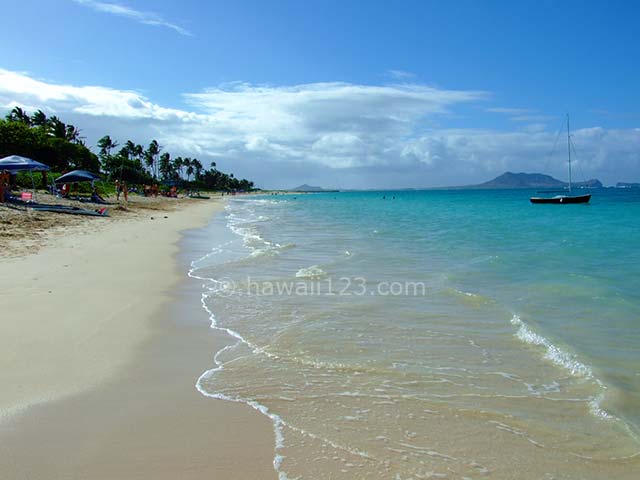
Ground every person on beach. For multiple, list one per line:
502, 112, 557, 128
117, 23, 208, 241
115, 180, 121, 201
0, 171, 9, 202
92, 186, 107, 203
60, 183, 70, 198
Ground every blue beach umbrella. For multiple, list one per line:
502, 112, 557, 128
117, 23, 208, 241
0, 155, 51, 199
0, 155, 50, 172
55, 170, 101, 184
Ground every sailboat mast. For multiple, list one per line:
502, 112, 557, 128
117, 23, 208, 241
567, 114, 572, 192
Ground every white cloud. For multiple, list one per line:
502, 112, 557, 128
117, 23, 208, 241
0, 69, 195, 120
386, 70, 416, 80
1, 68, 638, 188
400, 127, 640, 185
179, 81, 486, 169
518, 123, 548, 133
486, 108, 556, 128
511, 114, 555, 123
72, 0, 192, 36
486, 107, 532, 115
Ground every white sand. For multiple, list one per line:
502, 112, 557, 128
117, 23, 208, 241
0, 198, 276, 479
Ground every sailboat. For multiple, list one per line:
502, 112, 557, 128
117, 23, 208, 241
530, 115, 591, 204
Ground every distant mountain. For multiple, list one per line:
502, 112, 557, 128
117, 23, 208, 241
616, 182, 640, 188
471, 172, 603, 189
574, 178, 604, 188
291, 184, 325, 192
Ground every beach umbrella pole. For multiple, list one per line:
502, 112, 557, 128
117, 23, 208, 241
30, 168, 36, 201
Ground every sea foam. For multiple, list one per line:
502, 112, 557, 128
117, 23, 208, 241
509, 314, 620, 423
295, 265, 327, 279
510, 315, 593, 378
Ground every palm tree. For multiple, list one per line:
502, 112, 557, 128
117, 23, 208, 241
159, 152, 172, 180
185, 160, 194, 182
47, 116, 67, 138
133, 144, 144, 173
145, 140, 161, 179
65, 124, 83, 144
123, 140, 137, 161
97, 135, 119, 176
192, 158, 203, 180
31, 109, 48, 127
7, 106, 31, 125
172, 157, 184, 179
97, 135, 118, 157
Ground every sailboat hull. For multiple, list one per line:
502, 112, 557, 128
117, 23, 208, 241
530, 115, 593, 205
530, 194, 591, 204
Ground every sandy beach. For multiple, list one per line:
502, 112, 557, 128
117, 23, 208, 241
0, 196, 276, 479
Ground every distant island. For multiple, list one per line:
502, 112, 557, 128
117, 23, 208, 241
291, 184, 336, 192
616, 182, 640, 188
467, 172, 603, 189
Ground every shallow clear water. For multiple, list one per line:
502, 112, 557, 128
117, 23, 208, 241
191, 189, 640, 479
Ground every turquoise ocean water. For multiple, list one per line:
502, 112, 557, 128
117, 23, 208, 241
191, 189, 640, 479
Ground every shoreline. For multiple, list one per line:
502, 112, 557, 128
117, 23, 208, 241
0, 197, 276, 479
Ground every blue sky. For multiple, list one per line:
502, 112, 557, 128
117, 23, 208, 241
1, 0, 639, 188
